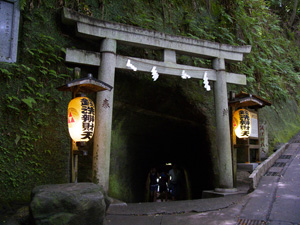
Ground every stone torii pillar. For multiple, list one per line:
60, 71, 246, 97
213, 58, 235, 191
61, 7, 251, 192
93, 39, 116, 191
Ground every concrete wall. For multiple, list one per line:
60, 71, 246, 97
249, 143, 288, 189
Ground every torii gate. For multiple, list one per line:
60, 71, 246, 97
62, 8, 251, 193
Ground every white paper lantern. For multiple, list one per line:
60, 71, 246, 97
233, 109, 251, 138
68, 97, 95, 142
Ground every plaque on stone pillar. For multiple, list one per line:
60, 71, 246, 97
0, 0, 20, 63
259, 122, 269, 160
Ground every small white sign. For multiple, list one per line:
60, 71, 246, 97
250, 112, 258, 138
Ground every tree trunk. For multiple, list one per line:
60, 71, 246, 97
289, 0, 298, 27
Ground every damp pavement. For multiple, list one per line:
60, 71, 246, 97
104, 139, 300, 225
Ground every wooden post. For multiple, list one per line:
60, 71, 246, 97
229, 100, 237, 188
70, 67, 81, 183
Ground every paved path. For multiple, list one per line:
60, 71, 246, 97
104, 141, 300, 225
239, 141, 300, 225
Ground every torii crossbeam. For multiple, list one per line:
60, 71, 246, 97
62, 7, 251, 192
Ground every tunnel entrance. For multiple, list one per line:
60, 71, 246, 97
110, 72, 215, 202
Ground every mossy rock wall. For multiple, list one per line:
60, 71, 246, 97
259, 98, 300, 149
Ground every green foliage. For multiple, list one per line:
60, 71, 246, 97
226, 0, 300, 101
0, 34, 72, 203
260, 98, 300, 150
265, 0, 300, 29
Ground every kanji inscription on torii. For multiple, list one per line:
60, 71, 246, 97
61, 7, 251, 192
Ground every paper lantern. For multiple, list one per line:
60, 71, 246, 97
233, 109, 251, 138
68, 97, 95, 142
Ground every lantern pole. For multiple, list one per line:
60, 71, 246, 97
229, 92, 237, 188
73, 151, 78, 183
69, 68, 90, 183
70, 67, 81, 183
57, 68, 113, 184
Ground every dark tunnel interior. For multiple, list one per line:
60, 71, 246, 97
110, 72, 215, 202
124, 112, 214, 201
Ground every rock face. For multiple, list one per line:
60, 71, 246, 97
30, 183, 111, 225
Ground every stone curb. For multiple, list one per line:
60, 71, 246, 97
249, 143, 288, 189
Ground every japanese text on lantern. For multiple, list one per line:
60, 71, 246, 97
239, 110, 250, 137
80, 98, 95, 140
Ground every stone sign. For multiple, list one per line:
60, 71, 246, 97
0, 0, 20, 63
259, 122, 269, 160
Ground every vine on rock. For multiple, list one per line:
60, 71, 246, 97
0, 34, 72, 203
